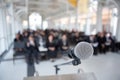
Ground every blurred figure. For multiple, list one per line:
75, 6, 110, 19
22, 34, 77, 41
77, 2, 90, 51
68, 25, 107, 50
13, 33, 25, 56
22, 31, 29, 43
46, 34, 57, 62
97, 32, 106, 54
26, 35, 39, 64
88, 35, 98, 55
74, 32, 80, 45
59, 34, 70, 55
38, 31, 48, 60
34, 31, 40, 47
105, 32, 116, 52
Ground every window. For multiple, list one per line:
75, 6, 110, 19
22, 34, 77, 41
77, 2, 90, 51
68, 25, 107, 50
29, 12, 42, 30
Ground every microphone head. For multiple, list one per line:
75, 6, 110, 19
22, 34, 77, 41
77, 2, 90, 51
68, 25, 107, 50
74, 42, 94, 60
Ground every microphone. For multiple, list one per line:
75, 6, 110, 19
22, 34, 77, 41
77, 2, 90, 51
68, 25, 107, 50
68, 42, 94, 65
54, 42, 94, 74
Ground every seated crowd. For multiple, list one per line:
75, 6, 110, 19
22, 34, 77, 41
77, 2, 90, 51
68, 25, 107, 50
13, 29, 120, 64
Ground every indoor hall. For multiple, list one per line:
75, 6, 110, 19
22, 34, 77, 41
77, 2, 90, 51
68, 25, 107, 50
0, 0, 120, 80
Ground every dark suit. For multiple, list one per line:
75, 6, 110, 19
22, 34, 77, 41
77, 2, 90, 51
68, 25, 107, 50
105, 36, 116, 52
26, 40, 39, 64
13, 39, 25, 56
58, 39, 70, 55
59, 39, 69, 51
88, 36, 98, 55
97, 36, 106, 53
46, 40, 57, 58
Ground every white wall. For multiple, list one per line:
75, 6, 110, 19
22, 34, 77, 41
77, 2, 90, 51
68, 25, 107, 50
0, 3, 23, 54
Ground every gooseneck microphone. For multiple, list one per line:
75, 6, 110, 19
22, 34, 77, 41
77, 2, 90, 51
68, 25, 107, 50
54, 42, 94, 74
68, 42, 94, 65
74, 42, 93, 60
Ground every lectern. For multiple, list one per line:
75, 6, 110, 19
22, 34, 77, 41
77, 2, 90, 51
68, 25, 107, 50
24, 73, 97, 80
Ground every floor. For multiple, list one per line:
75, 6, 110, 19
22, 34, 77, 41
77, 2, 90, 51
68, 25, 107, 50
0, 51, 120, 80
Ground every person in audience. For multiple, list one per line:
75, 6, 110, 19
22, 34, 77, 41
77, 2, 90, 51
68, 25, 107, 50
14, 29, 118, 63
26, 35, 39, 64
46, 34, 57, 62
22, 31, 29, 43
59, 34, 70, 55
88, 35, 98, 55
74, 32, 80, 45
34, 31, 40, 47
40, 31, 47, 47
105, 32, 116, 52
97, 32, 106, 54
13, 33, 25, 56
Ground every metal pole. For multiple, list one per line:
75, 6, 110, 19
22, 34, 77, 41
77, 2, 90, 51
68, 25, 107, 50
96, 2, 103, 32
66, 0, 70, 30
26, 0, 30, 29
54, 65, 60, 75
41, 16, 43, 30
85, 1, 91, 35
75, 0, 79, 31
11, 1, 15, 39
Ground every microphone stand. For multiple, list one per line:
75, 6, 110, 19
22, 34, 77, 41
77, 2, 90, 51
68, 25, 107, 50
54, 61, 72, 75
54, 59, 81, 75
54, 65, 59, 75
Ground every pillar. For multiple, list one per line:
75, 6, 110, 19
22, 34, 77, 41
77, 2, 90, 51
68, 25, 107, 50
96, 2, 103, 32
116, 12, 120, 42
0, 8, 7, 53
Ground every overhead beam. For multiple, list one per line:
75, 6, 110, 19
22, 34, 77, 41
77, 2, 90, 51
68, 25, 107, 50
29, 7, 58, 12
16, 8, 26, 15
29, 1, 58, 5
28, 9, 47, 14
46, 9, 75, 19
14, 6, 25, 9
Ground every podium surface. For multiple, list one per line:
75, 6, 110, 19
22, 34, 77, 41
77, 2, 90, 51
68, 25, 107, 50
24, 73, 97, 80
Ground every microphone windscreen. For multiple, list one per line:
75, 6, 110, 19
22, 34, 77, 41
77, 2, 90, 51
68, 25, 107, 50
74, 42, 93, 60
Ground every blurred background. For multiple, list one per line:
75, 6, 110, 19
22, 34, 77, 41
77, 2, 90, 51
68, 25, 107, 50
0, 0, 120, 80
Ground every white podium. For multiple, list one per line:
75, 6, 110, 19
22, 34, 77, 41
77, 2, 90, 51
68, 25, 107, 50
24, 73, 97, 80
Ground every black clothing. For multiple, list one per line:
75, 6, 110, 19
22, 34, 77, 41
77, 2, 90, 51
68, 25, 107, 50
105, 36, 116, 52
13, 38, 25, 55
97, 36, 106, 53
59, 39, 69, 51
26, 40, 39, 64
46, 40, 57, 58
88, 36, 98, 55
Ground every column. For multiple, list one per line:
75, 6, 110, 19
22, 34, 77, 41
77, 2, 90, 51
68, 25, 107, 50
85, 7, 91, 35
75, 0, 79, 31
0, 8, 7, 53
96, 2, 103, 32
116, 13, 120, 42
8, 2, 15, 39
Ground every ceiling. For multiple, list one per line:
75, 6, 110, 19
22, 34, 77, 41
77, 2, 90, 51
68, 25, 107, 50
4, 0, 75, 20
4, 0, 120, 21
